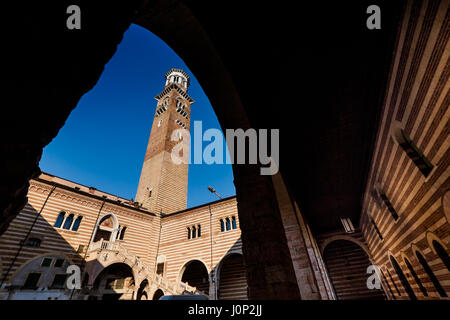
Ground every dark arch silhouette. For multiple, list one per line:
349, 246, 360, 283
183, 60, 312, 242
380, 269, 396, 300
137, 279, 149, 300
415, 250, 447, 297
403, 257, 427, 297
181, 260, 209, 295
218, 254, 247, 300
389, 255, 416, 300
323, 240, 385, 300
432, 240, 450, 271
386, 268, 401, 297
0, 0, 407, 300
92, 263, 135, 300
153, 289, 164, 300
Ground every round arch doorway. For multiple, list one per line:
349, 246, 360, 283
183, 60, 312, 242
323, 239, 385, 300
92, 263, 135, 300
217, 253, 248, 300
180, 260, 210, 296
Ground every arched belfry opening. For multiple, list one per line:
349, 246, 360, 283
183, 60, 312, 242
323, 240, 385, 300
180, 260, 210, 296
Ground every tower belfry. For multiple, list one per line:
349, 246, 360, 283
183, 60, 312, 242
135, 68, 194, 213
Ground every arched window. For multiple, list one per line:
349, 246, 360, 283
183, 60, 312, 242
158, 119, 163, 127
71, 216, 83, 231
394, 128, 434, 177
220, 219, 225, 232
386, 268, 401, 296
197, 225, 201, 237
380, 269, 396, 300
389, 255, 416, 300
432, 240, 450, 271
119, 226, 127, 240
415, 250, 447, 297
192, 226, 197, 238
231, 216, 237, 229
62, 214, 74, 230
225, 218, 231, 231
187, 227, 191, 240
54, 211, 65, 228
403, 257, 427, 297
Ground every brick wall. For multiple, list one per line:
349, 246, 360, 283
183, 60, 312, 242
359, 0, 450, 300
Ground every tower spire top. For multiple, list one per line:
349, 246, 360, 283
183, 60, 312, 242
164, 68, 190, 90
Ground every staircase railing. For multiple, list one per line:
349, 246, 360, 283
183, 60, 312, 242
87, 240, 205, 296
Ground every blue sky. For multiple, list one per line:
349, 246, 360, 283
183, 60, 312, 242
39, 24, 236, 208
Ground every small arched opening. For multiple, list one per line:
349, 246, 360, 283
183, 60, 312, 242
7, 254, 71, 300
380, 268, 396, 300
137, 279, 149, 300
432, 240, 450, 271
402, 255, 427, 297
426, 233, 450, 272
323, 240, 385, 300
153, 289, 164, 300
92, 214, 118, 245
180, 260, 210, 296
92, 263, 135, 300
389, 255, 416, 300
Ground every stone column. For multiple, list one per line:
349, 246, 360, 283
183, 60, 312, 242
234, 165, 301, 299
271, 172, 323, 299
209, 272, 217, 300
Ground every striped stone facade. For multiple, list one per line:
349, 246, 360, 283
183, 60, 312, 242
158, 196, 246, 299
0, 174, 247, 300
358, 0, 449, 300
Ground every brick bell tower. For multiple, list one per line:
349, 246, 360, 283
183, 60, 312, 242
135, 68, 193, 213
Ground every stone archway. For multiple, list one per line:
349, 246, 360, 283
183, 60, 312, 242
92, 213, 119, 244
323, 240, 385, 300
179, 260, 210, 296
6, 253, 74, 300
137, 279, 149, 300
152, 289, 164, 300
134, 1, 301, 300
91, 263, 135, 300
320, 235, 371, 257
217, 253, 247, 300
